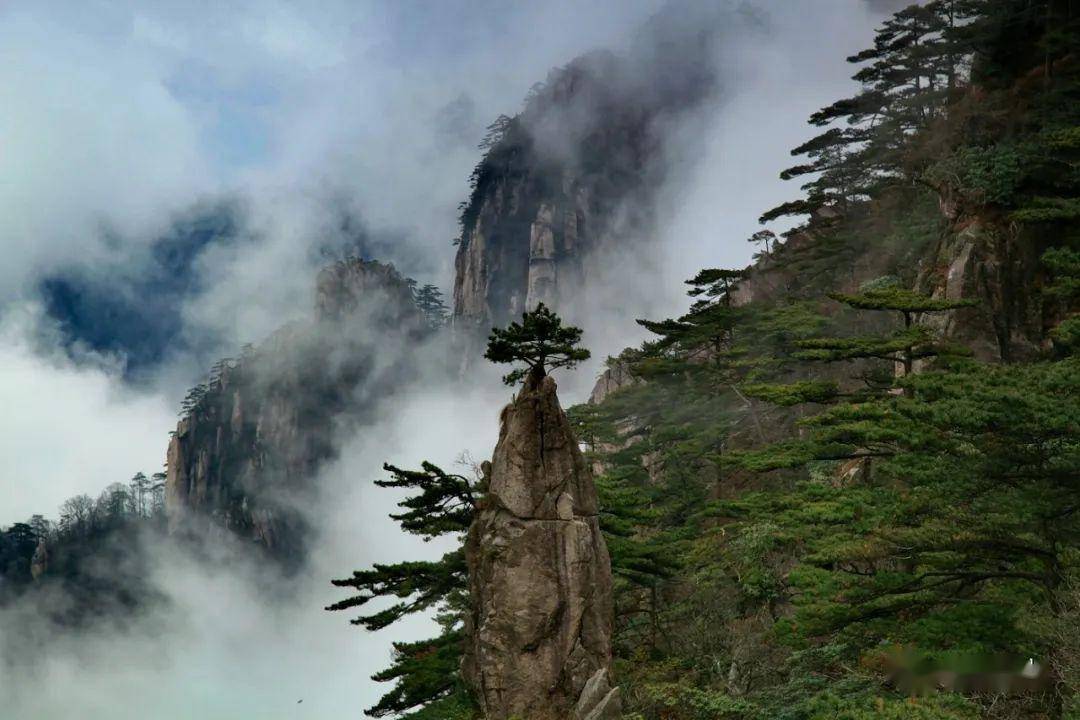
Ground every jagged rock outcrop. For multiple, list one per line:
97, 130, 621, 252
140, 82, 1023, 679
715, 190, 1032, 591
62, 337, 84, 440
165, 259, 427, 566
453, 3, 733, 341
588, 360, 640, 405
464, 370, 619, 720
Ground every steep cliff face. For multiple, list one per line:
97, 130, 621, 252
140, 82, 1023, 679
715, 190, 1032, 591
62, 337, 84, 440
165, 259, 426, 566
453, 5, 731, 339
464, 370, 619, 720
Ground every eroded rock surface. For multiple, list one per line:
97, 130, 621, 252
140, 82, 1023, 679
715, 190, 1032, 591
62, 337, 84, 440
464, 370, 619, 720
165, 259, 426, 566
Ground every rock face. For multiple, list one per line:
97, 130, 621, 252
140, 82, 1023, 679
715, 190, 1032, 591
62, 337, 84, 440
452, 51, 657, 337
165, 259, 426, 566
916, 214, 1048, 362
453, 3, 732, 341
464, 370, 619, 720
588, 360, 640, 405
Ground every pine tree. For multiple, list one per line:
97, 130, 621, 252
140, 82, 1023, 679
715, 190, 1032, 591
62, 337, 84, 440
733, 357, 1080, 651
484, 303, 590, 385
742, 284, 974, 406
413, 284, 450, 330
762, 0, 978, 229
327, 462, 479, 718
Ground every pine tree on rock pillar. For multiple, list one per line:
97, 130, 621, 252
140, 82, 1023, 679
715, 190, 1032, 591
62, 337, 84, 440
464, 306, 620, 720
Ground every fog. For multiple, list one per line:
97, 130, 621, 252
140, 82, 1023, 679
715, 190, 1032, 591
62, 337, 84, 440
1, 1, 896, 716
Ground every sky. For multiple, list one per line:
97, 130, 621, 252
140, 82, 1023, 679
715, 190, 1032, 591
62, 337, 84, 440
0, 0, 904, 716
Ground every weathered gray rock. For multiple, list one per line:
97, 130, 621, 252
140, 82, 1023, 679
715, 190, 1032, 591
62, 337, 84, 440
165, 259, 426, 565
916, 217, 1044, 363
588, 360, 640, 405
452, 8, 731, 343
574, 668, 622, 720
464, 370, 619, 720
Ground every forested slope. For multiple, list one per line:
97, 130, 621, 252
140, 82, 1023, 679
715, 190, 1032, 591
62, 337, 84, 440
338, 2, 1080, 719
579, 2, 1080, 718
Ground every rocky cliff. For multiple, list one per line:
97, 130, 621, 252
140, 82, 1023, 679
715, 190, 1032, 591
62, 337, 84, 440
452, 3, 734, 340
464, 369, 619, 720
165, 258, 426, 566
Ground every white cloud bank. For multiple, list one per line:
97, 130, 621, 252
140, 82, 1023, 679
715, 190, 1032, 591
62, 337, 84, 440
0, 308, 174, 526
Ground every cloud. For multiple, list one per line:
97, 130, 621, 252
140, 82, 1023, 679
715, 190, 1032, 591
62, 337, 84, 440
0, 306, 174, 526
0, 354, 508, 719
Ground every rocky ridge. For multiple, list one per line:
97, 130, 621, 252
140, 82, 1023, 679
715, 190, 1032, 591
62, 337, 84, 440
452, 2, 736, 341
164, 258, 426, 565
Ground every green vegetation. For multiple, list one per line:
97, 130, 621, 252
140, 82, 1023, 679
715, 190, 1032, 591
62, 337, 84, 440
0, 473, 168, 622
570, 2, 1080, 719
484, 303, 591, 385
333, 2, 1080, 718
413, 284, 450, 330
327, 461, 478, 718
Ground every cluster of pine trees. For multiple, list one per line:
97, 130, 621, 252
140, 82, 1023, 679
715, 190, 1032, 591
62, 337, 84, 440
0, 472, 168, 623
332, 2, 1080, 719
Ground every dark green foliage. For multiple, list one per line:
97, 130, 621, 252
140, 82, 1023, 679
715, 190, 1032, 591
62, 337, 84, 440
560, 5, 1080, 718
366, 631, 470, 718
328, 552, 466, 631
0, 470, 168, 626
457, 114, 522, 245
377, 462, 475, 540
328, 462, 478, 718
0, 523, 38, 585
340, 4, 1080, 718
484, 303, 590, 385
748, 230, 776, 259
413, 284, 450, 330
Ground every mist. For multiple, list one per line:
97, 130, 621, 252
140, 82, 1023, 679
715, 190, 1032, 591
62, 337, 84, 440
1, 1, 896, 716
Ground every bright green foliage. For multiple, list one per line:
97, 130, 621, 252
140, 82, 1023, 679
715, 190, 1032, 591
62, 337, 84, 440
484, 303, 591, 385
1043, 246, 1080, 354
1044, 247, 1080, 300
738, 357, 1080, 634
927, 143, 1030, 205
1053, 315, 1080, 352
561, 5, 1080, 718
328, 462, 478, 718
743, 287, 973, 408
804, 289, 971, 380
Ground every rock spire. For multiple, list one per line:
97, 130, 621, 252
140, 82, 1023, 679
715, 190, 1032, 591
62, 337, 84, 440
464, 369, 620, 720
